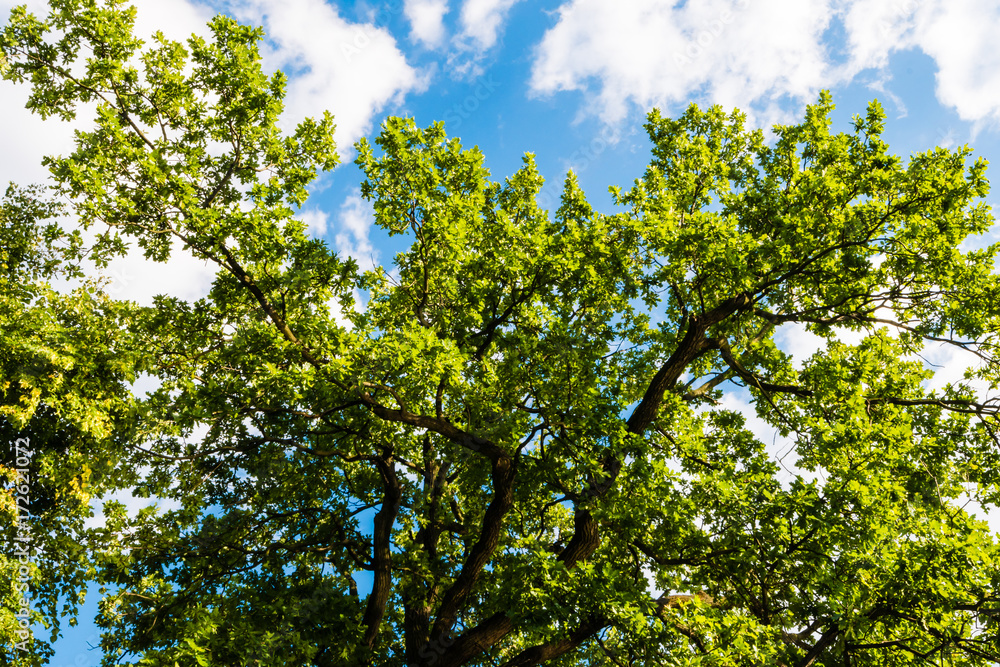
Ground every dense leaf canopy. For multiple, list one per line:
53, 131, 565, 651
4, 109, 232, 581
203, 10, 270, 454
2, 1, 1000, 665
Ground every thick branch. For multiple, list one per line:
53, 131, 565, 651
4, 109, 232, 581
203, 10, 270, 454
626, 292, 753, 435
213, 242, 325, 367
498, 616, 609, 667
714, 337, 811, 397
430, 455, 516, 641
362, 399, 505, 460
361, 456, 401, 652
440, 293, 749, 666
435, 294, 751, 666
556, 507, 601, 568
797, 626, 839, 667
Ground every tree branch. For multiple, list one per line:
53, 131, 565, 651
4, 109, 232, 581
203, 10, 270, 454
497, 616, 608, 667
362, 455, 402, 652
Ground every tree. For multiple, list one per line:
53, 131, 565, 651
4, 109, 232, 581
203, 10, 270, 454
3, 1, 1000, 665
0, 184, 139, 665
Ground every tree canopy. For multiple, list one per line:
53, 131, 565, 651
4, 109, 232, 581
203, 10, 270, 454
3, 1, 1000, 665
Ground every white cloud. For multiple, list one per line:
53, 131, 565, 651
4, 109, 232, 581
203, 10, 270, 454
328, 292, 360, 329
227, 0, 426, 149
298, 208, 330, 238
842, 0, 1000, 125
774, 322, 827, 372
86, 484, 184, 531
459, 0, 522, 50
530, 0, 1000, 128
441, 0, 522, 76
530, 0, 837, 125
132, 0, 215, 44
406, 0, 450, 48
130, 372, 162, 399
44, 232, 217, 306
919, 339, 992, 398
97, 238, 217, 306
909, 0, 1000, 126
0, 84, 78, 187
840, 0, 918, 73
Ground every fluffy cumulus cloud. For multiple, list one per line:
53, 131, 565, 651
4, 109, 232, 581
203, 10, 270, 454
530, 0, 837, 125
436, 0, 522, 76
840, 0, 917, 72
298, 208, 331, 238
530, 0, 1000, 127
226, 0, 426, 149
843, 0, 1000, 125
131, 0, 215, 43
459, 0, 522, 50
405, 0, 450, 48
0, 78, 78, 187
97, 241, 218, 306
909, 0, 1000, 125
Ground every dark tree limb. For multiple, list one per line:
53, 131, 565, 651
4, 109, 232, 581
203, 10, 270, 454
361, 455, 402, 652
497, 616, 609, 667
430, 455, 516, 641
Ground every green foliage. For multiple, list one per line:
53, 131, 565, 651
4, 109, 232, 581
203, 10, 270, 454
0, 183, 138, 663
3, 2, 1000, 666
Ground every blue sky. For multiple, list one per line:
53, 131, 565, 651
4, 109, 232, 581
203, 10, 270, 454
3, 0, 1000, 663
